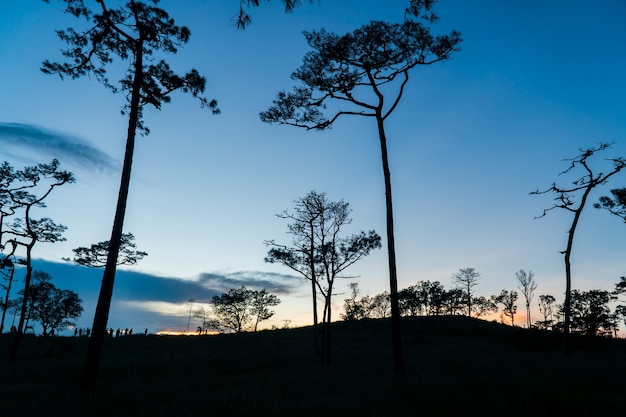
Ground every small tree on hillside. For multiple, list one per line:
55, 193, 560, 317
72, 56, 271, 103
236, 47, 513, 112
492, 289, 518, 326
515, 269, 537, 328
212, 286, 281, 333
451, 268, 481, 317
266, 191, 381, 366
536, 294, 557, 330
260, 3, 462, 373
532, 143, 626, 353
22, 271, 83, 336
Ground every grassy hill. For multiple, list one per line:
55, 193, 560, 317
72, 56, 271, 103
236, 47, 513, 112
2, 316, 626, 416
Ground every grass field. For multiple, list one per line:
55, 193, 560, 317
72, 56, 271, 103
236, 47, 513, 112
2, 316, 626, 417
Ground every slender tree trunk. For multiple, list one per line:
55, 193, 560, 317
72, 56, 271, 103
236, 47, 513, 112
563, 187, 591, 356
309, 222, 319, 356
0, 266, 14, 334
376, 115, 405, 374
10, 246, 33, 358
80, 41, 144, 390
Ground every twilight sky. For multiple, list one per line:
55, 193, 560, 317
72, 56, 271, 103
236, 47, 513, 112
1, 0, 625, 334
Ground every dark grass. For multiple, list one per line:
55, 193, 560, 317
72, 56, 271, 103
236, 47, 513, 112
2, 316, 626, 416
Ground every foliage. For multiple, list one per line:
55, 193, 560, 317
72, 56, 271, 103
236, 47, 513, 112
492, 289, 518, 326
66, 233, 147, 267
233, 0, 315, 29
536, 294, 557, 330
564, 289, 616, 336
19, 271, 83, 336
0, 160, 74, 355
211, 286, 280, 333
595, 188, 626, 222
451, 267, 481, 317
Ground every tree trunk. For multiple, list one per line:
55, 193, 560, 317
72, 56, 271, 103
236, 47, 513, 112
0, 265, 14, 334
310, 222, 319, 356
563, 186, 592, 356
376, 115, 405, 374
10, 246, 33, 358
80, 40, 144, 390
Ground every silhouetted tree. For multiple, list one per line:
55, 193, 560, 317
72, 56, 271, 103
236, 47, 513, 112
441, 288, 465, 316
265, 191, 326, 353
3, 160, 73, 357
492, 289, 518, 326
266, 191, 380, 365
21, 271, 83, 336
515, 269, 537, 328
211, 286, 280, 333
368, 291, 391, 319
42, 0, 218, 389
66, 233, 147, 267
261, 3, 461, 373
451, 268, 480, 317
564, 289, 615, 336
532, 143, 626, 352
251, 290, 281, 332
471, 295, 497, 318
536, 294, 556, 330
341, 283, 370, 321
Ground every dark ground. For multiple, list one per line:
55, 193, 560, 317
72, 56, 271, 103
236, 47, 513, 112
2, 316, 626, 417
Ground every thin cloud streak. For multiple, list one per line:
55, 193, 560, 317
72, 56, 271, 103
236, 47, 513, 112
0, 122, 117, 172
198, 270, 303, 295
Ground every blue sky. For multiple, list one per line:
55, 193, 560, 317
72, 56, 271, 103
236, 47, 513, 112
1, 0, 625, 334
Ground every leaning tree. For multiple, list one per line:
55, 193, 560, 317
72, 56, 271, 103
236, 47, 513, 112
532, 143, 626, 353
260, 2, 461, 373
42, 0, 218, 389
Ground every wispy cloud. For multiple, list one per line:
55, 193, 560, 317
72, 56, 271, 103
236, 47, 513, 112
198, 270, 303, 295
0, 122, 117, 172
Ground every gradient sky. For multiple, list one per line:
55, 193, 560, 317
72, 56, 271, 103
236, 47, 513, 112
1, 0, 625, 334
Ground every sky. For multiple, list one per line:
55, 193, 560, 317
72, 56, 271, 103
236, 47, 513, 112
0, 0, 625, 335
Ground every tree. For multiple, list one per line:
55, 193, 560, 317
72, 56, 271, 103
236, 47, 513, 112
471, 295, 497, 318
65, 233, 147, 267
266, 191, 381, 365
441, 288, 465, 316
265, 191, 326, 353
22, 271, 83, 336
260, 4, 461, 373
42, 0, 218, 389
250, 290, 281, 332
368, 291, 391, 319
565, 289, 615, 336
515, 269, 537, 328
532, 143, 626, 352
0, 255, 16, 334
492, 289, 518, 326
341, 283, 370, 321
595, 188, 626, 222
451, 268, 480, 317
211, 286, 281, 333
536, 294, 556, 330
3, 160, 73, 357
